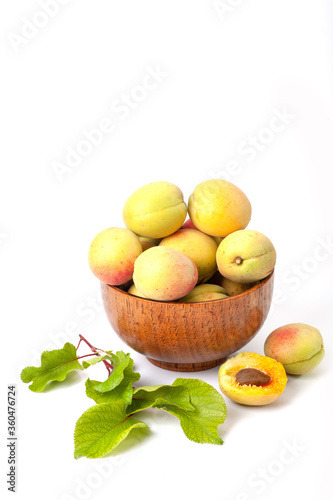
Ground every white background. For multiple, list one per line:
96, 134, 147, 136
1, 1, 333, 499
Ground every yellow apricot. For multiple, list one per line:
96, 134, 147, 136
216, 230, 276, 284
179, 284, 228, 302
220, 276, 254, 296
88, 227, 142, 285
159, 228, 217, 283
218, 352, 287, 406
127, 284, 148, 298
133, 246, 198, 301
264, 323, 325, 375
139, 237, 159, 251
188, 179, 251, 237
123, 181, 187, 238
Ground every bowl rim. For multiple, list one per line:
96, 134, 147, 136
104, 268, 274, 306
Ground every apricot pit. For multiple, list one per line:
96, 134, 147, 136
218, 352, 287, 406
235, 368, 271, 387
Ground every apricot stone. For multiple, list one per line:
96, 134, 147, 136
216, 229, 276, 284
188, 179, 252, 237
123, 181, 187, 239
264, 323, 325, 375
179, 284, 228, 303
88, 227, 142, 285
218, 352, 287, 406
159, 228, 218, 283
133, 246, 198, 302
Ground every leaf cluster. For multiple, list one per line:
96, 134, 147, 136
21, 341, 227, 458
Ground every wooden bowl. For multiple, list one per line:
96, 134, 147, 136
101, 270, 274, 372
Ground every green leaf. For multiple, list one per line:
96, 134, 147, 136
162, 378, 227, 445
20, 343, 83, 392
86, 359, 140, 405
126, 384, 195, 415
86, 379, 115, 403
82, 354, 112, 369
110, 357, 141, 404
93, 351, 131, 393
74, 402, 148, 459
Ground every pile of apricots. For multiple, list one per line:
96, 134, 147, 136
88, 179, 325, 406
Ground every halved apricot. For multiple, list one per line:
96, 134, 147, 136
218, 352, 287, 406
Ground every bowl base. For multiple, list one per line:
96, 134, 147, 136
147, 356, 227, 372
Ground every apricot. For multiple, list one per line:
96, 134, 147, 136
209, 270, 254, 295
220, 276, 254, 296
188, 179, 252, 237
122, 181, 187, 239
139, 237, 159, 251
182, 220, 223, 247
216, 229, 276, 284
133, 246, 198, 301
212, 236, 224, 246
182, 219, 196, 229
127, 284, 147, 298
159, 228, 217, 283
218, 352, 287, 406
179, 284, 228, 303
264, 323, 325, 375
88, 227, 142, 285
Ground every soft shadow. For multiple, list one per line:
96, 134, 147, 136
219, 400, 246, 439
43, 371, 84, 392
105, 426, 152, 457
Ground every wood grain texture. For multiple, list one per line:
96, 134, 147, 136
101, 270, 274, 372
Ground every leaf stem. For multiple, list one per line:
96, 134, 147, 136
75, 353, 98, 361
77, 334, 113, 376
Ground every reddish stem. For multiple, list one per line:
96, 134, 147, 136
77, 334, 113, 376
75, 353, 98, 361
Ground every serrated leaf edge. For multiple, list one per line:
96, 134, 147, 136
20, 343, 83, 392
73, 403, 148, 459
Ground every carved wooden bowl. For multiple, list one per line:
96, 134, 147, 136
101, 270, 274, 372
